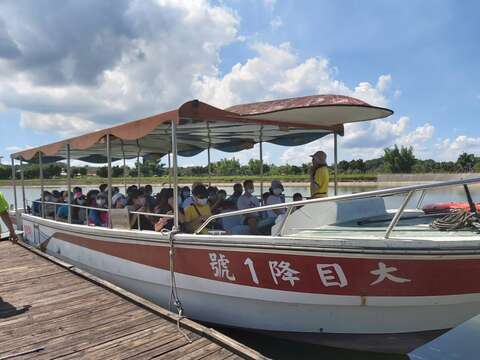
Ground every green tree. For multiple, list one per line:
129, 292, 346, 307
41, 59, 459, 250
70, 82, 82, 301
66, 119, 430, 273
212, 158, 241, 176
457, 152, 475, 172
96, 166, 108, 178
383, 145, 416, 173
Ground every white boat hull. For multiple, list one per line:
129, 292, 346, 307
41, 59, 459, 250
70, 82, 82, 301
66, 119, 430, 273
20, 214, 480, 353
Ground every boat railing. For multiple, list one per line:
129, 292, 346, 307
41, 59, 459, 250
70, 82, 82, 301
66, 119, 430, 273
26, 199, 173, 230
129, 210, 174, 231
195, 176, 480, 238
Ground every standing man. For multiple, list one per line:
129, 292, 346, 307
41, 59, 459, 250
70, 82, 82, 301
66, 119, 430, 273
310, 151, 329, 198
0, 192, 17, 242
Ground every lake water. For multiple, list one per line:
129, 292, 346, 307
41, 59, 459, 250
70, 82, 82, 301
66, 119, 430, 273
2, 182, 480, 215
1, 182, 480, 359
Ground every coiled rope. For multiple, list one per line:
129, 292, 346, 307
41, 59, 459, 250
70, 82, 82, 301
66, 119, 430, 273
431, 209, 479, 231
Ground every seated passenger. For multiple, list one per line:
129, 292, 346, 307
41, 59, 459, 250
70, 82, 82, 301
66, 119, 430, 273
86, 189, 100, 207
153, 188, 185, 232
261, 192, 270, 207
60, 190, 69, 203
208, 186, 226, 214
266, 180, 286, 220
184, 185, 211, 234
88, 193, 108, 227
46, 190, 61, 218
32, 191, 51, 216
228, 183, 243, 207
126, 185, 137, 204
112, 193, 126, 208
182, 182, 202, 209
127, 189, 154, 231
56, 192, 72, 220
72, 194, 87, 224
144, 184, 156, 209
180, 186, 191, 205
237, 180, 261, 234
293, 192, 303, 202
219, 200, 250, 235
99, 183, 108, 193
73, 186, 83, 199
216, 190, 227, 211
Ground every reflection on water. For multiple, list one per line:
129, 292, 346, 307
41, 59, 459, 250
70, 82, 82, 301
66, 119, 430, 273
1, 183, 480, 359
219, 327, 408, 360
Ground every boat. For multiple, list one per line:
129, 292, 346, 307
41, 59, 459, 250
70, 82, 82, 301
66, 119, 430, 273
8, 95, 480, 354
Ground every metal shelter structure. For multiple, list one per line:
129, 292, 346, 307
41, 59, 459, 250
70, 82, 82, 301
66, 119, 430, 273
10, 95, 393, 230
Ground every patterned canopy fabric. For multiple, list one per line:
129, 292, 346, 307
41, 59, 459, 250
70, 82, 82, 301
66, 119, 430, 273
12, 96, 393, 163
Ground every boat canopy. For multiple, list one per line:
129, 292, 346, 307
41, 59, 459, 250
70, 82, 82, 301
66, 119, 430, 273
11, 95, 393, 163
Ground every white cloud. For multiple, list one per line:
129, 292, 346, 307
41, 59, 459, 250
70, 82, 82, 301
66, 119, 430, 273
0, 0, 239, 133
20, 112, 99, 137
3, 0, 469, 165
263, 0, 277, 11
193, 41, 390, 108
270, 16, 283, 30
280, 118, 435, 164
433, 135, 480, 161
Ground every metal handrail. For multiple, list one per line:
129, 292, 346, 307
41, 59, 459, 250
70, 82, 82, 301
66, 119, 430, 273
195, 176, 480, 235
130, 210, 174, 231
130, 210, 174, 219
30, 200, 109, 212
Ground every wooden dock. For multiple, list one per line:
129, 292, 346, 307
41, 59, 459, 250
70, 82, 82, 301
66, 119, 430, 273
0, 240, 268, 360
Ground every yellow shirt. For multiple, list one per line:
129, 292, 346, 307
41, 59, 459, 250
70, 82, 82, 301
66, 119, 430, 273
311, 166, 329, 197
184, 203, 212, 233
0, 192, 8, 213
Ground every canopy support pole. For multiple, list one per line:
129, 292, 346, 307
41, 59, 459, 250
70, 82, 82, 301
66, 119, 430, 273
207, 146, 212, 187
11, 157, 20, 229
168, 153, 172, 188
121, 140, 127, 193
136, 140, 141, 188
67, 144, 72, 224
107, 135, 113, 228
334, 133, 338, 196
39, 153, 45, 218
259, 125, 264, 202
171, 120, 179, 230
207, 121, 212, 187
20, 159, 26, 211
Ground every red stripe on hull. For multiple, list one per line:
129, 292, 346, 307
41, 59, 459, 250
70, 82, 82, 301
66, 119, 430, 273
53, 232, 480, 297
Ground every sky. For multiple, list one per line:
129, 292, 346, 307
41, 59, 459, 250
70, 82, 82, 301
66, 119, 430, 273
0, 0, 479, 167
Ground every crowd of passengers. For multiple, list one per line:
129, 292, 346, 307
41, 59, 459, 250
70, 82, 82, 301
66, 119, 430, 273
31, 181, 304, 235
30, 150, 329, 235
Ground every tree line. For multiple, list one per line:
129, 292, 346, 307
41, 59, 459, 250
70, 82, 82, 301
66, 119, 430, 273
0, 146, 478, 180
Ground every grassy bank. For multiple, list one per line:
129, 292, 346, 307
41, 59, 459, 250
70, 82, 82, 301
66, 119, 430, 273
0, 173, 378, 187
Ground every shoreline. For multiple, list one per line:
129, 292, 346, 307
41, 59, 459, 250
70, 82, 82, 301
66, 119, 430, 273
0, 180, 456, 189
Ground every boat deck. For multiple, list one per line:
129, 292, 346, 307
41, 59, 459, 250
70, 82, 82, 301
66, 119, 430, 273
0, 240, 267, 360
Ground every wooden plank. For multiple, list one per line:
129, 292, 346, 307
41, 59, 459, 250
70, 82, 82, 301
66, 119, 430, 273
0, 271, 78, 292
60, 323, 188, 359
0, 241, 269, 360
173, 342, 222, 360
0, 297, 126, 338
121, 333, 203, 360
0, 286, 110, 329
0, 305, 147, 355
152, 338, 214, 359
200, 348, 239, 360
30, 318, 169, 359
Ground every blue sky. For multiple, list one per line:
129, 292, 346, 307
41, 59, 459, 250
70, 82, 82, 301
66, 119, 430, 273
0, 0, 479, 167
